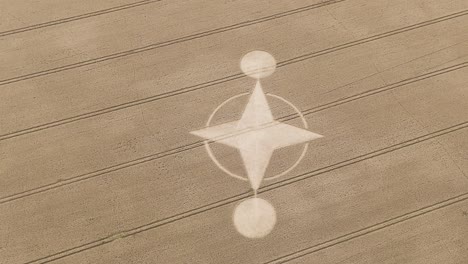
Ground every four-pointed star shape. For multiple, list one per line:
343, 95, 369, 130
191, 81, 322, 190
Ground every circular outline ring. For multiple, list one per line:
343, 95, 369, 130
203, 92, 310, 181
